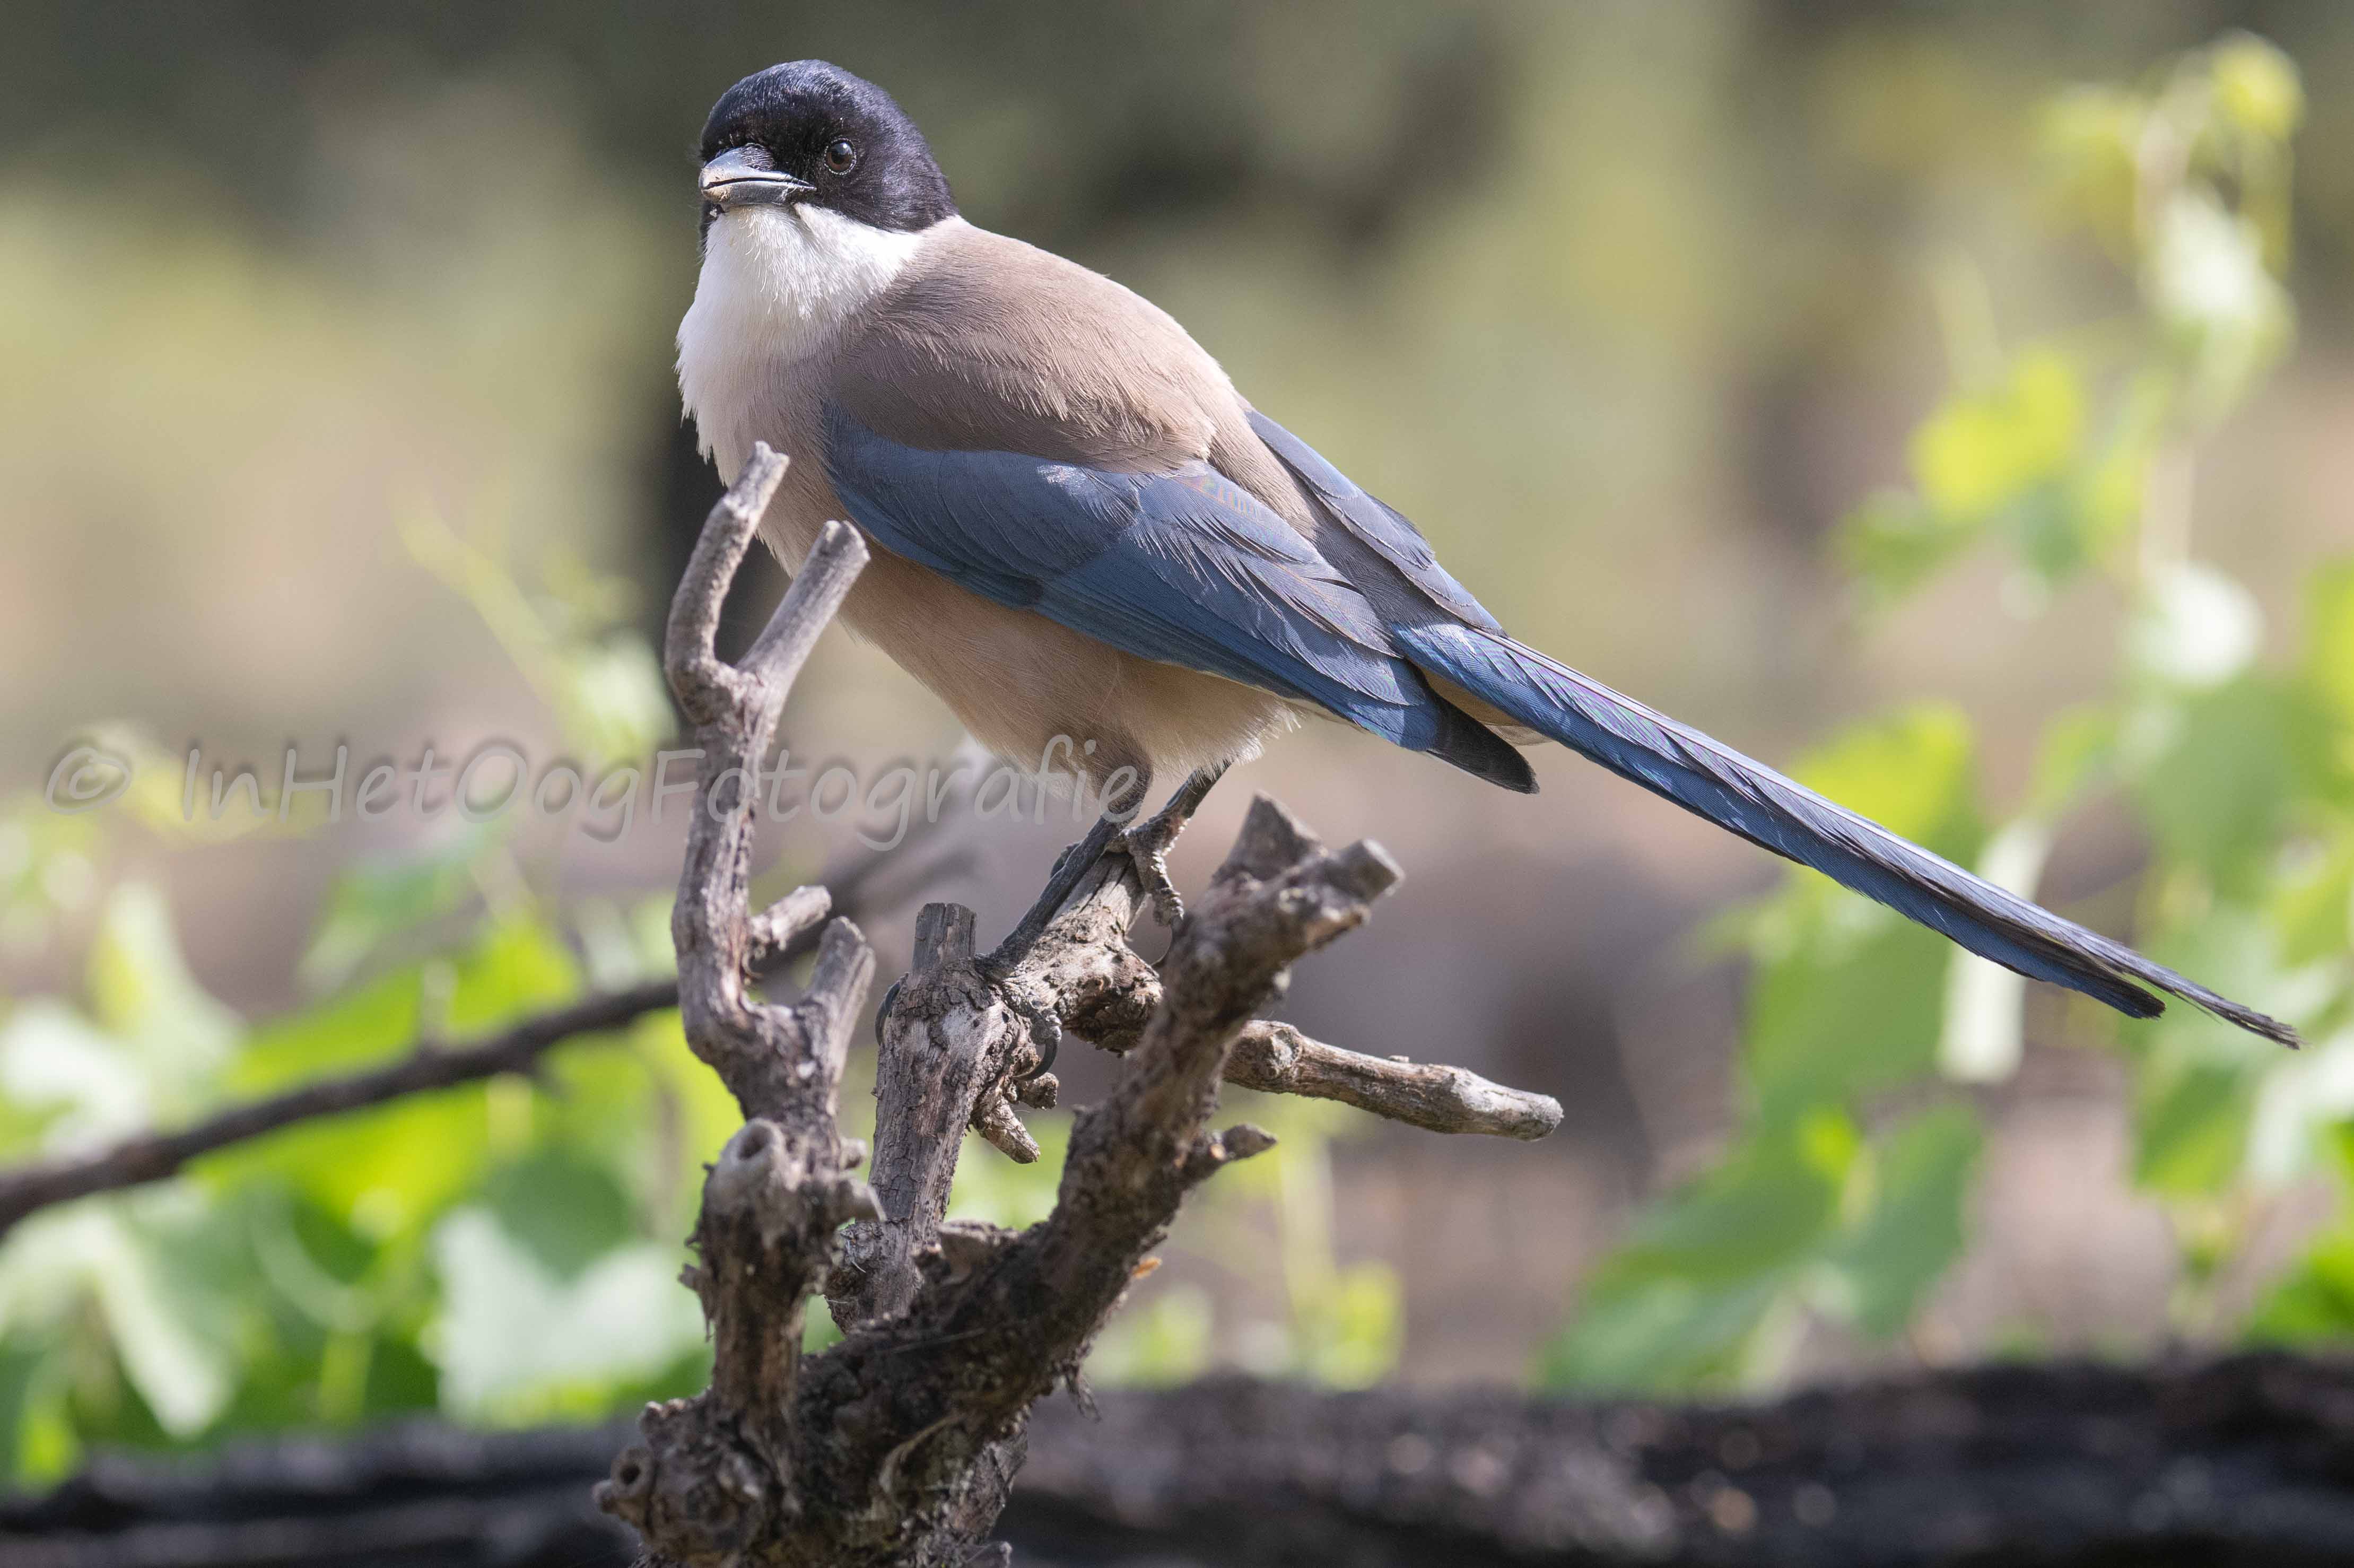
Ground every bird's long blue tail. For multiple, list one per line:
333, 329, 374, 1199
1397, 621, 2299, 1046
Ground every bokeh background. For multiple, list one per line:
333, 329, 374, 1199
4, 0, 2353, 1474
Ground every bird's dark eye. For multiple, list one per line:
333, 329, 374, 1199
823, 138, 858, 175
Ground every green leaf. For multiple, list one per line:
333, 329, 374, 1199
1291, 1262, 1402, 1389
2135, 680, 2298, 895
2250, 1127, 2354, 1347
225, 965, 422, 1094
2300, 559, 2354, 781
1743, 708, 1984, 1118
299, 833, 490, 994
2210, 34, 2303, 145
1749, 912, 1954, 1121
426, 1207, 703, 1422
619, 1010, 737, 1227
2144, 903, 2329, 1060
206, 968, 470, 1242
2011, 482, 2093, 585
0, 1334, 51, 1479
0, 1000, 150, 1148
1087, 1287, 1214, 1388
1537, 1274, 1781, 1394
0, 1204, 247, 1440
1908, 349, 2083, 522
213, 916, 584, 1242
2135, 1058, 2253, 1196
481, 1148, 635, 1282
85, 882, 241, 1108
1837, 490, 1982, 603
2247, 1227, 2354, 1345
2272, 830, 2354, 968
1821, 1105, 1982, 1336
110, 1202, 255, 1439
2246, 1030, 2354, 1185
1610, 1121, 1851, 1284
204, 966, 451, 1239
2065, 373, 2168, 564
442, 914, 580, 1033
2025, 705, 2119, 818
0, 1330, 76, 1486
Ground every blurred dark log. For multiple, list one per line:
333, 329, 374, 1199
1010, 1356, 2354, 1565
9, 1355, 2354, 1566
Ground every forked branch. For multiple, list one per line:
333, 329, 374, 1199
533, 443, 1563, 1565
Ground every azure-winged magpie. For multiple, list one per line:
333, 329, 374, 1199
677, 60, 2294, 1046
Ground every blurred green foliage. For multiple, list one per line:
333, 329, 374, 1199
0, 517, 1387, 1485
1546, 32, 2354, 1392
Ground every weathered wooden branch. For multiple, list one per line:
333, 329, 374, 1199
594, 446, 1564, 1565
1002, 851, 1562, 1140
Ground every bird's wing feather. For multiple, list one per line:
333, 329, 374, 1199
818, 401, 1524, 782
1246, 410, 1503, 632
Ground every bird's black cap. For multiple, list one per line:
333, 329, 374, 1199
700, 61, 956, 233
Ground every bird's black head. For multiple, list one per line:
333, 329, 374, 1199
696, 61, 956, 233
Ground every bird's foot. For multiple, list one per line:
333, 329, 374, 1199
1111, 813, 1188, 928
1109, 760, 1231, 930
984, 762, 1231, 970
1121, 761, 1230, 927
987, 813, 1127, 974
1004, 985, 1063, 1082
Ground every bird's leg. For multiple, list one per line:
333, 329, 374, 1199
986, 762, 1228, 974
1111, 762, 1228, 929
988, 810, 1131, 975
985, 801, 1135, 1084
987, 763, 1227, 1084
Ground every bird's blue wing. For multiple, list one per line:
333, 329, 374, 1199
1246, 410, 1503, 632
821, 402, 1514, 767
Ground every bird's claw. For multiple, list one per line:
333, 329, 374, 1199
1113, 819, 1187, 928
1004, 983, 1063, 1081
1106, 760, 1231, 930
873, 975, 905, 1039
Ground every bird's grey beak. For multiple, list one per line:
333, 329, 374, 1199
699, 146, 814, 212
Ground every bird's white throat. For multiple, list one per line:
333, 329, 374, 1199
677, 206, 939, 464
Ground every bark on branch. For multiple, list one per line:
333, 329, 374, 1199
598, 447, 1561, 1565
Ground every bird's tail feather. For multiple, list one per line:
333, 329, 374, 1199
1398, 621, 2298, 1046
